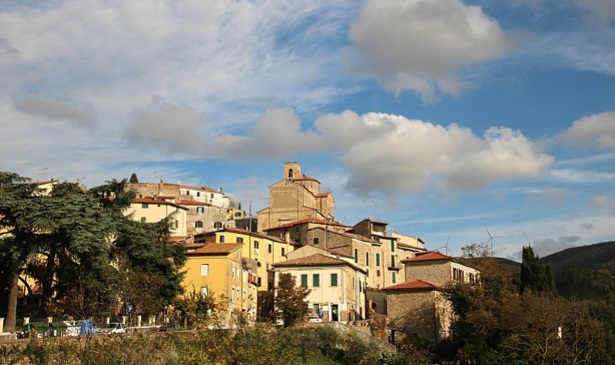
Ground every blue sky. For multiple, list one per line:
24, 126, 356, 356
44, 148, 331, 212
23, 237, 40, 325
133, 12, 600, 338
2, 0, 615, 260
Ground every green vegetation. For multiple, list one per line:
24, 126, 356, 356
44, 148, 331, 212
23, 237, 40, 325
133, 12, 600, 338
0, 325, 400, 365
0, 172, 185, 332
275, 272, 311, 327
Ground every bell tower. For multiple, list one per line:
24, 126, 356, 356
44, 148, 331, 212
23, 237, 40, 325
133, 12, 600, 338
284, 162, 301, 180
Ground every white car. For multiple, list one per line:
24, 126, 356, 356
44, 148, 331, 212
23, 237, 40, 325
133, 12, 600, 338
100, 323, 127, 334
308, 315, 323, 323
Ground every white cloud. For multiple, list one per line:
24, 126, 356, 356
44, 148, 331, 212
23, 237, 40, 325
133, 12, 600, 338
315, 111, 553, 194
348, 0, 511, 102
560, 111, 615, 150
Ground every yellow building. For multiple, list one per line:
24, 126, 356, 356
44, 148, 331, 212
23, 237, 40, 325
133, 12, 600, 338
182, 243, 257, 326
193, 227, 296, 320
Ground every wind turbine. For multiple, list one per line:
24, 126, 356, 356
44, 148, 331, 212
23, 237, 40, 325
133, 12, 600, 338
485, 227, 501, 256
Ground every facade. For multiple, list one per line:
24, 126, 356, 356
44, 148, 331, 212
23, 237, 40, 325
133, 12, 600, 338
193, 227, 295, 320
401, 251, 480, 286
382, 280, 451, 344
257, 162, 334, 233
125, 198, 189, 237
273, 252, 368, 322
127, 182, 232, 237
182, 243, 257, 326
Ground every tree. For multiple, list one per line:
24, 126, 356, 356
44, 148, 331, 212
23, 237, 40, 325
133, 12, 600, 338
0, 172, 42, 332
1, 172, 186, 329
275, 273, 311, 327
129, 173, 139, 183
461, 243, 492, 259
520, 245, 556, 295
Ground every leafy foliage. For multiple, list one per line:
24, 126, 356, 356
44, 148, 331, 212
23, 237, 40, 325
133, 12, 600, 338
275, 272, 311, 327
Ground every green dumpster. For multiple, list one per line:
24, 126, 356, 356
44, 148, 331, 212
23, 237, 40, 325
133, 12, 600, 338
49, 322, 67, 337
23, 322, 50, 338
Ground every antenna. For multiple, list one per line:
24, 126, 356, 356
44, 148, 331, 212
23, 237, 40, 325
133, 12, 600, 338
485, 227, 501, 256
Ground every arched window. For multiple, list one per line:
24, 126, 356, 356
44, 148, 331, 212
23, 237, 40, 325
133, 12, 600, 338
288, 169, 293, 179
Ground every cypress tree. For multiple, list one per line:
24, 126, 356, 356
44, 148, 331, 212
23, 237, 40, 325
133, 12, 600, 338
520, 245, 556, 295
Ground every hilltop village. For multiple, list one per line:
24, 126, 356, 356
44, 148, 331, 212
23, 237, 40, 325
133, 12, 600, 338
126, 162, 478, 342
1, 162, 479, 344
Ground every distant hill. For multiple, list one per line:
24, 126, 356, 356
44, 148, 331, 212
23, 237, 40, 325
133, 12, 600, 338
540, 241, 615, 300
542, 241, 615, 272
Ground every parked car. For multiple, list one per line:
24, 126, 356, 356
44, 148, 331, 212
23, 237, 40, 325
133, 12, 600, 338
99, 322, 127, 334
308, 315, 323, 323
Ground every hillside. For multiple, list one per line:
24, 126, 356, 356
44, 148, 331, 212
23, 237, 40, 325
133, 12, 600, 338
541, 241, 615, 299
542, 241, 615, 272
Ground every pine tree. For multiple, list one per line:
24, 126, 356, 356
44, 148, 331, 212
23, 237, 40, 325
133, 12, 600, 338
520, 245, 556, 295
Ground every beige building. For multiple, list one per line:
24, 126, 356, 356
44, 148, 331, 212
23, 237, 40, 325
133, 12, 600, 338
401, 251, 480, 286
128, 182, 232, 237
257, 162, 334, 233
182, 243, 258, 326
274, 250, 368, 322
125, 198, 189, 238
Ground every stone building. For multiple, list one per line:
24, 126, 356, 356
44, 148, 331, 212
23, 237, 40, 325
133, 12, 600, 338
257, 162, 334, 233
382, 280, 451, 344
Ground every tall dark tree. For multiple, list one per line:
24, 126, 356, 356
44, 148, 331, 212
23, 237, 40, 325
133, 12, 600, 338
275, 273, 311, 327
520, 245, 556, 295
129, 173, 139, 183
0, 172, 43, 332
1, 172, 186, 330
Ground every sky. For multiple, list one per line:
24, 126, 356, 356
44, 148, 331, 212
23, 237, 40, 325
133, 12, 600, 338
1, 0, 615, 261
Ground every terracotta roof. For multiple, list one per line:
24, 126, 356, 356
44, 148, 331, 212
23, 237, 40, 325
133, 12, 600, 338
176, 199, 213, 207
317, 192, 331, 197
133, 198, 189, 210
382, 280, 442, 291
273, 254, 366, 273
263, 217, 349, 231
186, 243, 243, 256
294, 174, 320, 183
161, 182, 221, 193
401, 251, 451, 263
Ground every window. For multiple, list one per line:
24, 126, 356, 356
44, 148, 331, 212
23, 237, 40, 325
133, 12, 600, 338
200, 286, 208, 297
390, 241, 395, 252
231, 286, 235, 301
313, 274, 320, 287
376, 253, 381, 267
196, 207, 204, 214
281, 247, 285, 256
301, 274, 308, 287
330, 273, 338, 287
288, 169, 293, 179
197, 192, 200, 197
142, 203, 149, 209
254, 241, 259, 249
220, 235, 225, 243
354, 248, 358, 263
231, 264, 235, 278
200, 264, 209, 276
140, 217, 146, 223
237, 237, 244, 243
214, 221, 222, 229
390, 255, 396, 267
195, 221, 203, 228
392, 272, 397, 284
365, 252, 370, 266
174, 220, 178, 229
268, 244, 272, 253
235, 212, 242, 218
313, 237, 319, 245
211, 193, 214, 199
